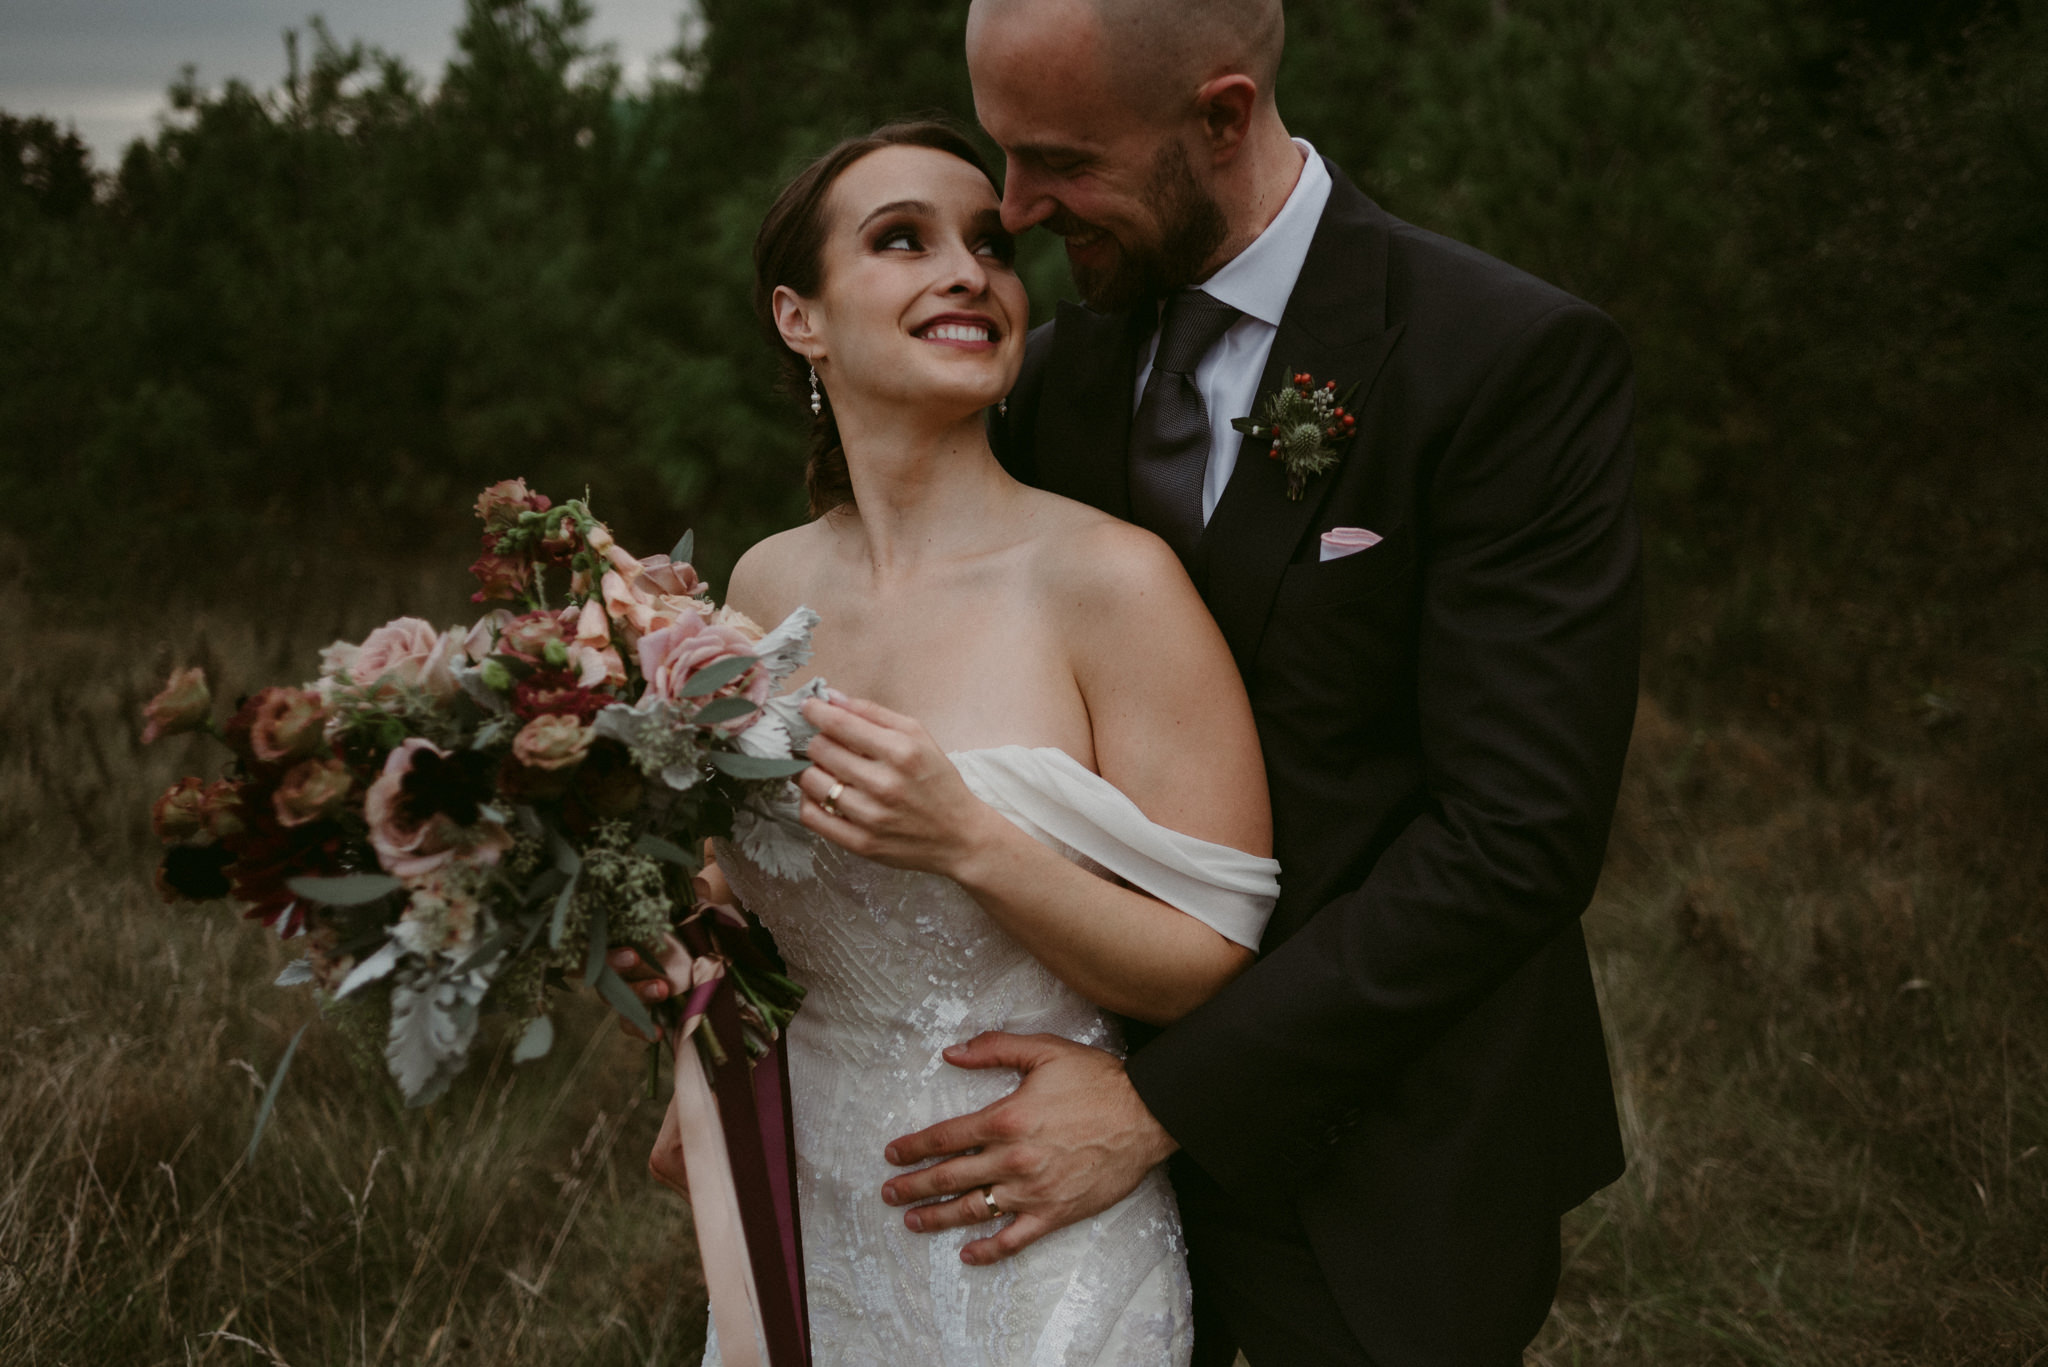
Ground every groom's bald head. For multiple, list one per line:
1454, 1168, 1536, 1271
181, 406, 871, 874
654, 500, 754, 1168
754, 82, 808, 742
967, 0, 1284, 122
969, 0, 1298, 309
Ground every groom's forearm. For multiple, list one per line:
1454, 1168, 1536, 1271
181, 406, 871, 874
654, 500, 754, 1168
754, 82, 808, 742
1129, 303, 1643, 1197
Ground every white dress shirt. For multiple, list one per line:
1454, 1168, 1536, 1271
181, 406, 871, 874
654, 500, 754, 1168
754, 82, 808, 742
1133, 138, 1333, 523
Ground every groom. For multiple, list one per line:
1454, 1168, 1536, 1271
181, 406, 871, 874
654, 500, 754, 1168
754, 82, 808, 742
877, 1, 1643, 1363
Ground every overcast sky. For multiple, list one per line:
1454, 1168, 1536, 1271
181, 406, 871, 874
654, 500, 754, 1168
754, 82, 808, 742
0, 0, 696, 161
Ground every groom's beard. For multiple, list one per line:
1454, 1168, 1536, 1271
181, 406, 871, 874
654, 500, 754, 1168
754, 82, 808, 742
1055, 141, 1228, 314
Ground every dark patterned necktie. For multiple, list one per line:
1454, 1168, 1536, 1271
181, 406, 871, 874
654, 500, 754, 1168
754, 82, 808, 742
1128, 289, 1240, 563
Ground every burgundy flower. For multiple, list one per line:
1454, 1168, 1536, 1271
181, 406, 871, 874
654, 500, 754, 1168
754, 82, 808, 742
157, 843, 235, 902
469, 552, 533, 604
219, 799, 347, 927
511, 672, 610, 723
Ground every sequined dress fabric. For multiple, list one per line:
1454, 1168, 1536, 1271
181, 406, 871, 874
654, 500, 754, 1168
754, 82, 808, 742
707, 746, 1281, 1367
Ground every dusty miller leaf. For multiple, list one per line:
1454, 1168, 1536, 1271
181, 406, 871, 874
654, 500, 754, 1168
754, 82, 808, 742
336, 939, 401, 998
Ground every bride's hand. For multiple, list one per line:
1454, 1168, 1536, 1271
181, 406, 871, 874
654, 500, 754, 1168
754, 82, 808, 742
796, 694, 1007, 878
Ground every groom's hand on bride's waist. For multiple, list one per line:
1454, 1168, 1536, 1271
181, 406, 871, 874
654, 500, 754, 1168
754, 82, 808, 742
878, 1032, 1178, 1265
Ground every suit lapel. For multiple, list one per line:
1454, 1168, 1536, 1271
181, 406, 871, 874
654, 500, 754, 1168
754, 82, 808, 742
1195, 166, 1405, 672
1034, 300, 1144, 519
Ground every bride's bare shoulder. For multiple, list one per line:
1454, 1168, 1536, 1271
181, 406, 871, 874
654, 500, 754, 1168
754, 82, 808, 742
727, 519, 835, 624
1023, 492, 1194, 611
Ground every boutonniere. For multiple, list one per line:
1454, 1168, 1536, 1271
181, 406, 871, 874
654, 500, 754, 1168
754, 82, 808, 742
1231, 370, 1360, 500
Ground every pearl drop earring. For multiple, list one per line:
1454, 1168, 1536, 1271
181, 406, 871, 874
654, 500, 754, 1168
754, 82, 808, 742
809, 366, 822, 417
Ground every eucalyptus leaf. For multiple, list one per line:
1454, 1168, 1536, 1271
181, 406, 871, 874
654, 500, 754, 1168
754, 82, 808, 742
511, 1014, 555, 1064
679, 654, 758, 699
632, 833, 699, 868
549, 867, 581, 950
516, 907, 550, 954
594, 966, 657, 1039
274, 959, 315, 988
288, 873, 403, 907
670, 529, 695, 565
245, 1022, 308, 1165
582, 898, 610, 988
452, 926, 517, 978
549, 825, 582, 875
707, 750, 811, 781
692, 696, 760, 726
522, 866, 569, 908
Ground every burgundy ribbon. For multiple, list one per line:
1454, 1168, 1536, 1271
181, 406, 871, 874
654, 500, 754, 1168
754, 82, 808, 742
661, 930, 811, 1367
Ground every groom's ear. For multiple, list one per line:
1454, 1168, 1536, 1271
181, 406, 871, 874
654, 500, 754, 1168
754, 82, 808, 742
772, 285, 821, 357
1194, 74, 1259, 163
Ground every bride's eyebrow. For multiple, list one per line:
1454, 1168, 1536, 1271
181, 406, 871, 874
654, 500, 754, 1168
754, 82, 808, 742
858, 199, 935, 232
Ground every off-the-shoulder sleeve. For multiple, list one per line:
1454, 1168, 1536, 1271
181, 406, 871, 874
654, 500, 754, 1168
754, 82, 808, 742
951, 747, 1280, 950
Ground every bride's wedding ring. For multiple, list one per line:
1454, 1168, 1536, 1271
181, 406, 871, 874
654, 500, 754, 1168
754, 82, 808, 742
980, 1187, 1003, 1220
822, 780, 845, 818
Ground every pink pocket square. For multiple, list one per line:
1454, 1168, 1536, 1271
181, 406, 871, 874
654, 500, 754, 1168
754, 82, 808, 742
1319, 527, 1383, 562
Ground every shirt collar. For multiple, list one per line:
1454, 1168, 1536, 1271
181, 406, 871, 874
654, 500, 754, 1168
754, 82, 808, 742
1194, 138, 1331, 329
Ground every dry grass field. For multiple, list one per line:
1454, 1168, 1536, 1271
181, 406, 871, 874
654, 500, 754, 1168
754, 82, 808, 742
2, 530, 2043, 1364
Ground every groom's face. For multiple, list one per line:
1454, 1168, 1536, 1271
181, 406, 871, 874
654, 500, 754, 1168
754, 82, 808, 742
968, 5, 1227, 312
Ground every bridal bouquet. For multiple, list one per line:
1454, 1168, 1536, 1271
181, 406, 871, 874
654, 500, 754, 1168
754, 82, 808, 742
143, 480, 821, 1110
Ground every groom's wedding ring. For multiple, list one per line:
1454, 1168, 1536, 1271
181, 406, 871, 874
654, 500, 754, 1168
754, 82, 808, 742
822, 780, 845, 818
980, 1187, 1003, 1220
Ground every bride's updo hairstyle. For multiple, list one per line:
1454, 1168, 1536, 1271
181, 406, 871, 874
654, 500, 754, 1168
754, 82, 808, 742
753, 119, 999, 518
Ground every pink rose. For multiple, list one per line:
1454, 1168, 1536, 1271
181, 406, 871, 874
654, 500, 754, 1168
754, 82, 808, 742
635, 554, 705, 600
347, 617, 463, 699
497, 610, 565, 663
638, 613, 768, 719
273, 756, 352, 827
142, 667, 211, 744
712, 604, 763, 638
364, 738, 512, 879
474, 478, 550, 536
511, 714, 593, 771
248, 688, 328, 764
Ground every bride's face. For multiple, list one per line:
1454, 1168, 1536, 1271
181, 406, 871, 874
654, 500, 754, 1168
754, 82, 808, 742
781, 145, 1026, 420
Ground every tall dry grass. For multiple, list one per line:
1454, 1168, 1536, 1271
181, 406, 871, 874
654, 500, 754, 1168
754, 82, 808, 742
1535, 703, 2048, 1359
2, 534, 2043, 1364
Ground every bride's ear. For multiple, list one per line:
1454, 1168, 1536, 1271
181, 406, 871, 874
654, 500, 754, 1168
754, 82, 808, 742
772, 285, 822, 358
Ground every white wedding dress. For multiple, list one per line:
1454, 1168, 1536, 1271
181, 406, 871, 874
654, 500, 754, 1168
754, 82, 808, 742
710, 746, 1280, 1367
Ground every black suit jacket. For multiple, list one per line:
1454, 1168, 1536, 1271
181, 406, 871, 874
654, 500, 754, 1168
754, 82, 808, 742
993, 163, 1639, 1365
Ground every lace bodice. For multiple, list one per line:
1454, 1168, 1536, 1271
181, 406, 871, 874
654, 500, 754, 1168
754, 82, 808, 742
710, 747, 1280, 1367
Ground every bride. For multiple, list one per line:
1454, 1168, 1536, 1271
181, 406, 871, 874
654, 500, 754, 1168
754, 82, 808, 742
627, 120, 1278, 1367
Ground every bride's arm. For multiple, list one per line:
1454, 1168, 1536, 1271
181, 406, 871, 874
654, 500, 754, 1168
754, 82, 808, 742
796, 526, 1270, 1026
